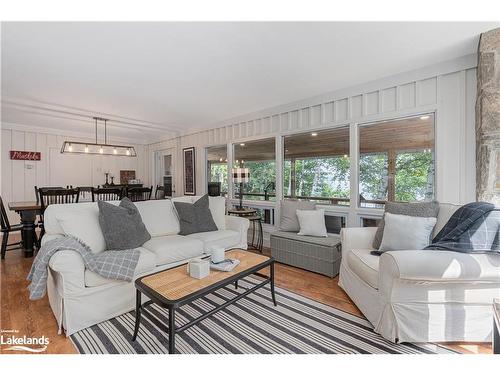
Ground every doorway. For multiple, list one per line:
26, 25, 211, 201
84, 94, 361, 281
154, 149, 176, 197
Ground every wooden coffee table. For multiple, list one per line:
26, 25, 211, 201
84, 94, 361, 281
132, 249, 276, 354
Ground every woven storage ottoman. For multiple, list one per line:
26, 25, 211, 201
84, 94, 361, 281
270, 231, 341, 277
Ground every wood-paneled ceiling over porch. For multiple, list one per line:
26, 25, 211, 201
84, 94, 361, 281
207, 114, 434, 162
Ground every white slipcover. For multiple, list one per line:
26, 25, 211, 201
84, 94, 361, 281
42, 199, 249, 335
338, 203, 500, 343
142, 235, 204, 265
188, 230, 241, 251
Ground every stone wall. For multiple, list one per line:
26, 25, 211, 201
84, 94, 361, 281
476, 27, 500, 205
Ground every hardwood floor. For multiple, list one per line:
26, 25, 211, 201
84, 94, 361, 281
0, 236, 492, 354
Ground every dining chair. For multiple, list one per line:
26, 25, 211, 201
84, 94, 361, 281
126, 186, 153, 202
38, 188, 80, 240
91, 187, 123, 202
34, 186, 63, 204
154, 185, 165, 199
1, 196, 36, 260
76, 186, 93, 202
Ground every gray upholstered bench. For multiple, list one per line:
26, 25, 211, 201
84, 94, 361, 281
270, 231, 342, 278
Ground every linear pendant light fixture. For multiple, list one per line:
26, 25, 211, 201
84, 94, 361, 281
61, 117, 137, 157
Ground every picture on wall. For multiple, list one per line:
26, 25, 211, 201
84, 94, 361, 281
183, 147, 196, 195
120, 170, 136, 184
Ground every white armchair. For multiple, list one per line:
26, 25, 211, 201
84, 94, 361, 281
339, 204, 500, 343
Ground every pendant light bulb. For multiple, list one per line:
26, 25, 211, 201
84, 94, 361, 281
99, 146, 104, 154
84, 145, 89, 153
113, 147, 117, 155
126, 148, 131, 156
68, 143, 73, 152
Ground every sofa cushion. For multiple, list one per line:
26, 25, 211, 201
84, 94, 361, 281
134, 199, 180, 236
57, 208, 107, 254
272, 231, 340, 247
279, 200, 316, 232
84, 247, 156, 287
433, 203, 461, 237
373, 201, 440, 249
297, 209, 328, 237
187, 229, 240, 251
142, 235, 204, 265
347, 249, 380, 289
208, 196, 226, 230
379, 213, 437, 252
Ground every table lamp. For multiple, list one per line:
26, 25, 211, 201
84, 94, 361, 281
232, 167, 250, 210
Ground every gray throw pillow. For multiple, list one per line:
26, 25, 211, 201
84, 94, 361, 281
372, 201, 440, 249
174, 194, 218, 235
98, 198, 151, 250
279, 200, 316, 232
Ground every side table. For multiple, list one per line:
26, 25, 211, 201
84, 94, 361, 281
228, 208, 263, 253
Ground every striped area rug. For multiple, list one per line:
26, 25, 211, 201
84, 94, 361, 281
70, 278, 456, 354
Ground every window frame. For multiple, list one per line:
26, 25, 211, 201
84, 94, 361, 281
281, 124, 351, 206
356, 112, 436, 209
231, 136, 278, 203
205, 144, 229, 196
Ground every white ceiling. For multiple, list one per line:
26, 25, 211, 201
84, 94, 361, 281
2, 22, 499, 143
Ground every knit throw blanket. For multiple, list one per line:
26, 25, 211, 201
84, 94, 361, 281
27, 236, 140, 300
425, 202, 500, 255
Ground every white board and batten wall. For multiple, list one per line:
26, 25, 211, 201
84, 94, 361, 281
1, 54, 478, 229
146, 54, 478, 231
0, 127, 147, 222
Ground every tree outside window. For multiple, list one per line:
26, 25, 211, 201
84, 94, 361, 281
283, 126, 350, 205
359, 114, 435, 208
233, 138, 276, 201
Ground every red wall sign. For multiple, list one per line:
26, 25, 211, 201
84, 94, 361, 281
10, 151, 41, 161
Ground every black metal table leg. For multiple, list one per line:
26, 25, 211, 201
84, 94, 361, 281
132, 290, 142, 341
234, 280, 239, 289
258, 219, 263, 252
168, 307, 176, 354
20, 210, 36, 258
251, 219, 256, 248
270, 262, 277, 306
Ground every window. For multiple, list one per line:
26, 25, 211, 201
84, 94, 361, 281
206, 145, 228, 196
233, 138, 276, 201
325, 214, 346, 234
359, 114, 435, 208
283, 126, 350, 205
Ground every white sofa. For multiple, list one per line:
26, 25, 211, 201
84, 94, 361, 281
339, 203, 500, 343
41, 196, 249, 335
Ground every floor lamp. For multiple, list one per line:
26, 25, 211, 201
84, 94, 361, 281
232, 167, 250, 210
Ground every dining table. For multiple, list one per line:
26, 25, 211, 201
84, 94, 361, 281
8, 201, 41, 258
